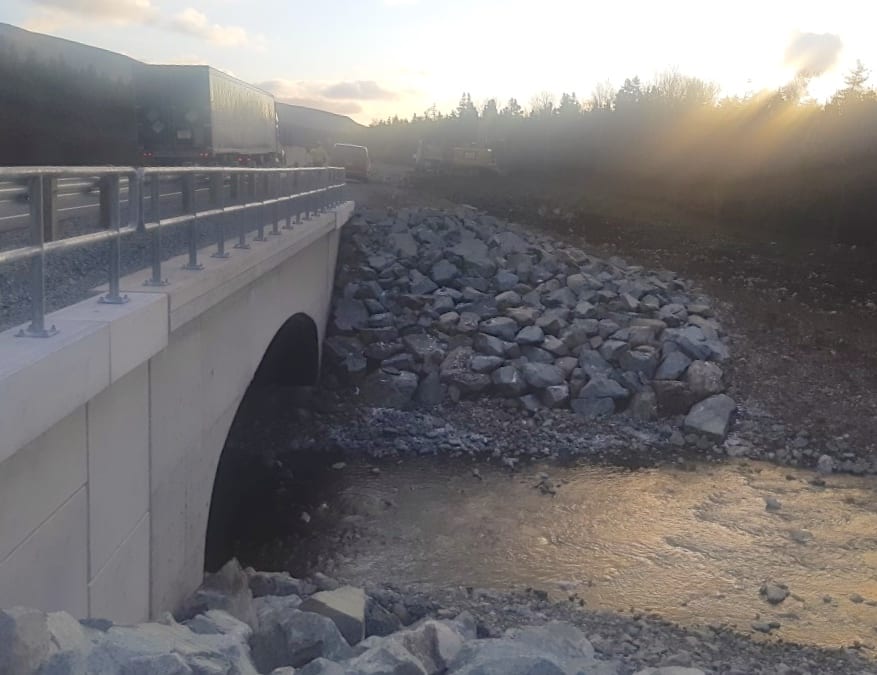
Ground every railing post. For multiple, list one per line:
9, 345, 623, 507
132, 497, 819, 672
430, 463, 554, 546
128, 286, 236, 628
211, 172, 230, 259
182, 173, 203, 270
42, 177, 59, 242
253, 172, 265, 242
294, 171, 302, 224
144, 173, 168, 287
100, 175, 128, 305
270, 172, 280, 236
233, 173, 249, 250
130, 169, 144, 231
283, 171, 294, 230
17, 175, 57, 337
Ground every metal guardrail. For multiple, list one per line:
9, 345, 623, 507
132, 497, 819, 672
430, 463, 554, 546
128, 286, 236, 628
0, 166, 346, 338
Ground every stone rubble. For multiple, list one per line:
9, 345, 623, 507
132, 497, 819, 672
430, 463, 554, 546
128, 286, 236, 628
6, 558, 872, 674
325, 206, 735, 443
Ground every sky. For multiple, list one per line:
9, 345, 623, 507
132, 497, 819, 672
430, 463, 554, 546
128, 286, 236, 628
1, 0, 874, 124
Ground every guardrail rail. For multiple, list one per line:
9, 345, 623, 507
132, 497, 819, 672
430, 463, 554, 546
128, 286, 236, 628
0, 165, 346, 338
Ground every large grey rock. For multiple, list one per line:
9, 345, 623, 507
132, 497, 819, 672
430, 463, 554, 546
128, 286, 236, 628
545, 287, 577, 308
451, 639, 568, 675
634, 669, 705, 675
683, 394, 736, 440
505, 622, 595, 660
579, 376, 628, 400
410, 275, 438, 295
506, 306, 541, 326
658, 303, 688, 327
654, 352, 692, 380
571, 397, 615, 419
493, 230, 530, 254
402, 334, 446, 366
619, 346, 659, 378
0, 607, 50, 675
378, 620, 467, 675
515, 325, 545, 346
360, 370, 419, 409
653, 380, 699, 416
492, 367, 528, 397
578, 350, 613, 378
299, 586, 367, 646
389, 232, 418, 258
472, 333, 506, 357
414, 372, 445, 407
629, 387, 658, 421
495, 290, 523, 310
251, 603, 352, 671
685, 360, 724, 400
521, 363, 565, 389
343, 640, 428, 675
334, 298, 369, 332
293, 658, 346, 674
471, 355, 504, 373
365, 601, 403, 638
181, 558, 255, 628
496, 270, 519, 291
430, 260, 460, 285
479, 317, 519, 341
86, 615, 258, 675
541, 385, 570, 408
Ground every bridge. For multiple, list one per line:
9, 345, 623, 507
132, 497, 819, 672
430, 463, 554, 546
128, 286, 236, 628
0, 166, 353, 624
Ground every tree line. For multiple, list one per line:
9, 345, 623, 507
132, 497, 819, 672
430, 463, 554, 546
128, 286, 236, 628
367, 65, 877, 244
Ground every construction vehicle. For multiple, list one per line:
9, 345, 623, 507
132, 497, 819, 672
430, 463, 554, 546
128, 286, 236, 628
414, 141, 498, 175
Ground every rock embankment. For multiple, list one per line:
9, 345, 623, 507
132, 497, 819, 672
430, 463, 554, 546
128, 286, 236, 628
0, 559, 703, 675
5, 559, 871, 674
324, 206, 735, 442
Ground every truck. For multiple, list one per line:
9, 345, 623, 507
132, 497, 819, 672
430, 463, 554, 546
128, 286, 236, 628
0, 23, 139, 165
414, 141, 498, 175
135, 64, 280, 165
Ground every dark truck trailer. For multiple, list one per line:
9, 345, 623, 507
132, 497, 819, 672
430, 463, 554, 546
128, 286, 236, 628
135, 64, 280, 165
0, 23, 138, 166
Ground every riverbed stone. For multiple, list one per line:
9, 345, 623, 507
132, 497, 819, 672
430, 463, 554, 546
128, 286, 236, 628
521, 363, 565, 389
683, 394, 736, 440
541, 384, 570, 408
496, 290, 523, 310
300, 586, 367, 646
251, 600, 352, 671
685, 360, 724, 400
516, 325, 545, 346
579, 376, 628, 400
655, 352, 692, 380
334, 298, 369, 332
479, 317, 518, 341
472, 333, 506, 357
360, 370, 419, 408
0, 607, 50, 675
571, 397, 615, 419
492, 367, 528, 397
471, 355, 504, 373
431, 260, 460, 285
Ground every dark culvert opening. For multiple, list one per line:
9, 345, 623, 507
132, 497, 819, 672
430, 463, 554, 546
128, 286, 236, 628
204, 312, 341, 573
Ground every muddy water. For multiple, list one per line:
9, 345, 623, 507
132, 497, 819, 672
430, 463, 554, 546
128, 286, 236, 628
248, 457, 877, 649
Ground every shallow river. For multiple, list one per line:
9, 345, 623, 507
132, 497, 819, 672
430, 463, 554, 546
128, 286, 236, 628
241, 456, 877, 650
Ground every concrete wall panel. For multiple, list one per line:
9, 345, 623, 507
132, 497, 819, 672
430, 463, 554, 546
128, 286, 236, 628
0, 488, 88, 616
89, 513, 149, 623
87, 363, 150, 575
0, 407, 86, 563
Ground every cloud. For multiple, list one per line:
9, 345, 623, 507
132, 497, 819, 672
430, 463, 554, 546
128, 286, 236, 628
28, 0, 156, 23
24, 0, 261, 49
785, 31, 843, 78
258, 79, 366, 115
168, 8, 262, 49
321, 80, 397, 100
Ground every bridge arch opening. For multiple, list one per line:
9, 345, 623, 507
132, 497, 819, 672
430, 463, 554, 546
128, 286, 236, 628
204, 312, 321, 572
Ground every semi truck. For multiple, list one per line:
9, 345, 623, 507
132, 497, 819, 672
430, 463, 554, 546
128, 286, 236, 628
0, 22, 139, 166
135, 65, 280, 166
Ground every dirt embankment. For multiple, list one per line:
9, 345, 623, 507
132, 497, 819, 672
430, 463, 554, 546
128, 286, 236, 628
371, 169, 877, 465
